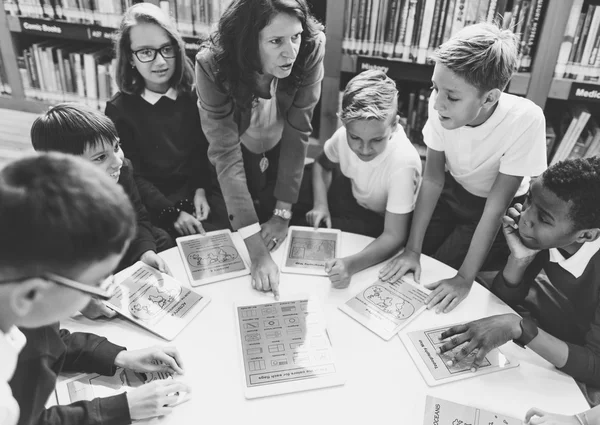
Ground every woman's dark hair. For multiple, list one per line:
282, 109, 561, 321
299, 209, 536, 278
208, 0, 323, 110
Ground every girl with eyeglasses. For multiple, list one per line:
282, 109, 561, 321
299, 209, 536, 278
106, 3, 214, 237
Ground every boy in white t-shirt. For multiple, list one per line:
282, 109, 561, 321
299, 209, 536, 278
380, 22, 547, 313
304, 70, 422, 288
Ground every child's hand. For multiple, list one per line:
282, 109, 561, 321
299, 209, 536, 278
114, 346, 184, 375
193, 189, 210, 221
525, 408, 580, 424
140, 250, 172, 276
502, 203, 540, 261
425, 274, 473, 313
305, 205, 332, 230
174, 211, 205, 236
127, 380, 191, 421
437, 314, 521, 370
80, 298, 117, 320
325, 258, 353, 289
379, 249, 421, 283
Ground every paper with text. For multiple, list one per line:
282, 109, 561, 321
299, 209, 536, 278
423, 395, 523, 425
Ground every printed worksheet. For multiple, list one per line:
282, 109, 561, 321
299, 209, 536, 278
106, 262, 210, 340
423, 395, 523, 425
281, 227, 341, 275
339, 278, 429, 340
177, 229, 249, 285
401, 324, 518, 386
235, 299, 345, 398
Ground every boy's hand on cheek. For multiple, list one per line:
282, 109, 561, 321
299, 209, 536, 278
325, 258, 352, 289
502, 203, 539, 261
425, 274, 473, 313
115, 346, 185, 375
140, 250, 172, 276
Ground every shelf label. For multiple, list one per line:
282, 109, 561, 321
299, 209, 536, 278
19, 17, 115, 43
569, 82, 600, 103
355, 56, 433, 82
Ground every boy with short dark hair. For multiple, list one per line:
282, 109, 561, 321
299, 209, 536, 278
31, 103, 175, 319
381, 22, 547, 313
435, 158, 600, 404
302, 70, 421, 288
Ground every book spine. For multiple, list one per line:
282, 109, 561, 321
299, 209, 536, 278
401, 0, 417, 59
486, 0, 499, 22
342, 0, 356, 53
579, 6, 600, 80
417, 0, 437, 64
450, 0, 468, 38
394, 0, 410, 58
518, 0, 545, 72
565, 12, 587, 78
441, 0, 457, 43
383, 0, 400, 57
572, 6, 595, 79
374, 0, 389, 56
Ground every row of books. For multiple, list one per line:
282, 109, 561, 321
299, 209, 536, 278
0, 55, 11, 95
17, 42, 118, 110
341, 0, 546, 71
2, 0, 232, 37
554, 0, 600, 83
549, 105, 600, 164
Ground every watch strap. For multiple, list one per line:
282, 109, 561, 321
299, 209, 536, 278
513, 317, 539, 348
273, 208, 292, 220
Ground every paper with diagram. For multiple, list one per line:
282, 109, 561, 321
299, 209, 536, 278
106, 261, 210, 340
401, 324, 518, 386
339, 278, 429, 340
235, 299, 345, 398
177, 229, 250, 286
55, 367, 187, 407
281, 226, 341, 275
423, 395, 523, 425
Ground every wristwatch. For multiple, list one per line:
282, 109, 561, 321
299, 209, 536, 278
273, 208, 293, 220
513, 317, 539, 348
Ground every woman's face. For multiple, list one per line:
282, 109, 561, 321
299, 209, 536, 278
258, 12, 303, 79
129, 23, 176, 93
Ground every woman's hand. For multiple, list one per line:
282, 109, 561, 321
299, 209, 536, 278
114, 346, 184, 375
174, 211, 205, 236
193, 189, 210, 221
260, 216, 289, 252
245, 233, 280, 299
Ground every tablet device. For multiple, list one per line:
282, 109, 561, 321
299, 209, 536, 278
234, 297, 345, 399
105, 262, 210, 341
400, 323, 519, 386
176, 229, 250, 286
280, 226, 341, 276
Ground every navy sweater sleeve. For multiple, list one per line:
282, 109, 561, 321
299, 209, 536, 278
105, 99, 175, 213
118, 159, 156, 267
10, 325, 130, 425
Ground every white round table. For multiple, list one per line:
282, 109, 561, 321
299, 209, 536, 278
62, 232, 589, 424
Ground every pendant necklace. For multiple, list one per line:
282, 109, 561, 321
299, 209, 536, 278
259, 154, 269, 173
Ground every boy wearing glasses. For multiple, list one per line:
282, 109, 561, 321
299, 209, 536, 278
1, 154, 190, 425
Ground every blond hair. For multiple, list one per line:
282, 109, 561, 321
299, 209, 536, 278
433, 22, 518, 92
340, 70, 398, 124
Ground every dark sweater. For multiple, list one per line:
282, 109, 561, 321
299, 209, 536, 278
105, 90, 210, 215
118, 158, 156, 269
10, 324, 129, 425
492, 247, 600, 388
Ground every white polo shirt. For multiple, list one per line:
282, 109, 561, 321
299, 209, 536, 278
423, 92, 547, 197
1, 326, 26, 425
324, 125, 422, 215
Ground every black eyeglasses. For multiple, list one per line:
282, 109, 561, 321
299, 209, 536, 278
132, 45, 177, 63
0, 273, 118, 301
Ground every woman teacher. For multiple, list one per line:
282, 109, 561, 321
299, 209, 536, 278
195, 0, 325, 297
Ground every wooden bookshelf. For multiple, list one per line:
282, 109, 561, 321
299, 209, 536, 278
318, 0, 583, 143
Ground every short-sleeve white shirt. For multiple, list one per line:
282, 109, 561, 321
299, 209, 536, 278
1, 326, 26, 425
324, 126, 422, 215
422, 92, 547, 197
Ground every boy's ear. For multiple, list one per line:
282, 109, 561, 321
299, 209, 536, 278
10, 278, 48, 319
483, 88, 502, 107
576, 228, 600, 244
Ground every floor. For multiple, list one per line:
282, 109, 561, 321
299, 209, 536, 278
0, 108, 37, 169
